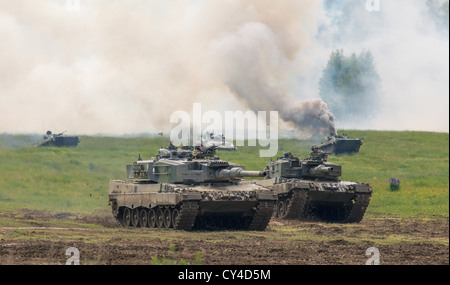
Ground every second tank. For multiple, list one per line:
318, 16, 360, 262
257, 148, 372, 223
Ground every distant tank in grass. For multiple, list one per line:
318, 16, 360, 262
318, 134, 363, 155
108, 144, 276, 231
37, 130, 80, 147
195, 132, 237, 151
257, 146, 372, 223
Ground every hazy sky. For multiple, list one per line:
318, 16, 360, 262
0, 0, 448, 136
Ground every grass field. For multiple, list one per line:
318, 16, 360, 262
0, 130, 448, 266
0, 130, 448, 217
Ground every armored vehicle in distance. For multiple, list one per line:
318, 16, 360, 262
318, 134, 363, 155
109, 147, 276, 231
196, 132, 237, 151
37, 131, 80, 147
257, 150, 372, 223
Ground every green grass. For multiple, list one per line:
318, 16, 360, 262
324, 131, 449, 217
0, 131, 448, 217
0, 136, 167, 213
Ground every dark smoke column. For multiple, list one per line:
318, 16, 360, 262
212, 21, 337, 138
280, 98, 337, 137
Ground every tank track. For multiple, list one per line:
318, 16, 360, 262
275, 188, 308, 219
344, 193, 371, 223
112, 199, 277, 231
277, 190, 370, 223
111, 200, 200, 230
173, 201, 199, 230
284, 189, 308, 219
248, 200, 276, 231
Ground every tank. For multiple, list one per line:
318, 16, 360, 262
198, 132, 237, 151
318, 134, 363, 155
108, 145, 276, 231
37, 130, 80, 147
257, 150, 372, 223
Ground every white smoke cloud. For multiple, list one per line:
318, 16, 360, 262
0, 0, 448, 136
209, 20, 336, 136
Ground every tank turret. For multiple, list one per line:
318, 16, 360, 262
127, 157, 266, 183
156, 142, 193, 159
265, 153, 341, 182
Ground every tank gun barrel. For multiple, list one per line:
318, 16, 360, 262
239, 170, 267, 177
215, 167, 266, 180
310, 165, 334, 176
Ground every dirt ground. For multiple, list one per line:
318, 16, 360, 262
0, 210, 448, 265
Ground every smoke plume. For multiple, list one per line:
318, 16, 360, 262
0, 0, 335, 137
209, 19, 336, 136
0, 0, 447, 136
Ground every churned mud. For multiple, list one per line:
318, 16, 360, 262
0, 210, 448, 265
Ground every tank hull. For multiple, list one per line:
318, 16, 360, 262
318, 137, 363, 155
257, 178, 372, 223
109, 180, 277, 230
38, 136, 80, 147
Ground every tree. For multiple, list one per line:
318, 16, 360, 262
427, 0, 449, 32
319, 49, 381, 124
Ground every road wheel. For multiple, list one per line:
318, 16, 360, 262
277, 200, 286, 218
123, 208, 131, 227
140, 209, 148, 227
172, 209, 180, 229
156, 208, 164, 228
148, 209, 156, 228
163, 208, 172, 228
131, 208, 140, 227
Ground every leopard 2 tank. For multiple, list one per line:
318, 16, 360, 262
257, 150, 372, 223
108, 145, 276, 231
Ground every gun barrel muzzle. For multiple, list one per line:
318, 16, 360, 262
216, 168, 266, 180
310, 165, 333, 176
238, 170, 267, 177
